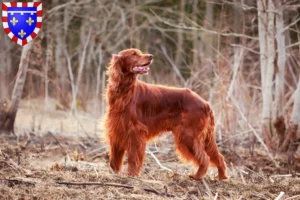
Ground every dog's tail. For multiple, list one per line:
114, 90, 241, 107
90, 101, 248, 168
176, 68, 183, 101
203, 104, 216, 145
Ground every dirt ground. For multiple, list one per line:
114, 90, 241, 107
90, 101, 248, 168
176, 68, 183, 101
1, 100, 300, 200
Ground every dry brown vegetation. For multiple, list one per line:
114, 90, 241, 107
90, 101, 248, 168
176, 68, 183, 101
0, 102, 300, 199
1, 0, 300, 199
1, 130, 300, 199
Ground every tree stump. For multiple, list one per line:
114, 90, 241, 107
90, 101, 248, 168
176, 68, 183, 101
0, 100, 16, 134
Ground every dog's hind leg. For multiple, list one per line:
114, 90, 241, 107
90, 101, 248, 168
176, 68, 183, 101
205, 142, 228, 180
174, 128, 209, 180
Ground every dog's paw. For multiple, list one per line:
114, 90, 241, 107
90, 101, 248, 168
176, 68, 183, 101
217, 173, 229, 181
189, 174, 204, 180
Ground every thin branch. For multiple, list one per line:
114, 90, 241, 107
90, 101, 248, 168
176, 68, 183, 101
151, 9, 258, 40
56, 181, 174, 197
286, 41, 300, 49
0, 178, 35, 186
283, 17, 300, 32
275, 192, 285, 200
202, 180, 213, 198
230, 44, 262, 55
229, 97, 280, 167
47, 131, 65, 149
159, 45, 185, 85
286, 195, 300, 200
0, 150, 31, 174
213, 192, 218, 200
146, 148, 173, 173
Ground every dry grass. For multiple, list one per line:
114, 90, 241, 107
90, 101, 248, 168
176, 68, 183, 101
1, 100, 300, 199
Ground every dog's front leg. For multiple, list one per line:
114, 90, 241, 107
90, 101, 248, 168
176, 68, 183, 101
126, 134, 146, 176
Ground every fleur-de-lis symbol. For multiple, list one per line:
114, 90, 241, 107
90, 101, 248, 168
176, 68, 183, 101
18, 29, 26, 38
10, 17, 18, 26
26, 17, 34, 26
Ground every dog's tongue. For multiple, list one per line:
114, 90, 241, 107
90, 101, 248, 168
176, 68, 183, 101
133, 66, 149, 72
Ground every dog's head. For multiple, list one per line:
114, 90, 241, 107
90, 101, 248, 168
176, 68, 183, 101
111, 48, 153, 75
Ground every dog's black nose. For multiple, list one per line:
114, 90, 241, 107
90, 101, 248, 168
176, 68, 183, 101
149, 54, 153, 60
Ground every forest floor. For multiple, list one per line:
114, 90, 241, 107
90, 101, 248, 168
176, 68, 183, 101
1, 99, 300, 200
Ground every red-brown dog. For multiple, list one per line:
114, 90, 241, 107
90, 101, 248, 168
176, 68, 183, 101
105, 48, 228, 180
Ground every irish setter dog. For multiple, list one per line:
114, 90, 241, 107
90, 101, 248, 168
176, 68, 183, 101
105, 48, 228, 181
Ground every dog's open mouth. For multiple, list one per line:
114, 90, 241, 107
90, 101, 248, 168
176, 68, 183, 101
132, 62, 152, 74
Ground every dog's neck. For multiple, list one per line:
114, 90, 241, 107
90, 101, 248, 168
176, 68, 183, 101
108, 73, 137, 94
107, 73, 138, 112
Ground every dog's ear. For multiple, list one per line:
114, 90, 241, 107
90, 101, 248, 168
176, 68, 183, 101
112, 54, 121, 60
107, 54, 123, 90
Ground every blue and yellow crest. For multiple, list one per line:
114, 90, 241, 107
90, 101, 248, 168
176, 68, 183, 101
2, 2, 42, 46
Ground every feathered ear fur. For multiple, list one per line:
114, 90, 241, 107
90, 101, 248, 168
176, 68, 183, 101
107, 54, 123, 91
112, 54, 121, 59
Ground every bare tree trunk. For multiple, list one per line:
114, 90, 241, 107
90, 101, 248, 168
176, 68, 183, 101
259, 0, 276, 149
44, 28, 53, 112
94, 45, 103, 135
0, 42, 33, 134
64, 48, 77, 115
73, 28, 91, 111
280, 79, 300, 152
130, 0, 136, 48
204, 0, 214, 102
0, 31, 6, 99
257, 0, 268, 92
94, 45, 103, 116
229, 0, 243, 100
192, 0, 199, 75
273, 1, 286, 148
54, 0, 68, 107
101, 72, 106, 118
174, 0, 184, 68
290, 79, 300, 139
0, 30, 11, 99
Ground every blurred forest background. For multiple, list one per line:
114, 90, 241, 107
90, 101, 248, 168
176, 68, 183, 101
0, 0, 300, 164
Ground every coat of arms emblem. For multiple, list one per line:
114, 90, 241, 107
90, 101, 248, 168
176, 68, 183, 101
2, 2, 42, 46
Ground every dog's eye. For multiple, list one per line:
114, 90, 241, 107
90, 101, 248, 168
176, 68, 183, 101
132, 52, 136, 56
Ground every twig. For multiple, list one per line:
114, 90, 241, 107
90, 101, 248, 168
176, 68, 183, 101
275, 192, 285, 200
57, 181, 132, 188
286, 41, 300, 49
0, 150, 30, 174
283, 17, 300, 32
93, 167, 99, 179
48, 131, 64, 149
0, 178, 35, 186
56, 181, 174, 197
151, 9, 258, 40
159, 44, 186, 85
271, 174, 292, 178
239, 170, 246, 184
213, 192, 218, 200
86, 146, 107, 155
217, 130, 252, 145
229, 97, 280, 168
201, 179, 213, 198
230, 44, 262, 55
243, 166, 267, 181
71, 112, 91, 138
146, 149, 173, 173
128, 177, 162, 196
286, 195, 300, 200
